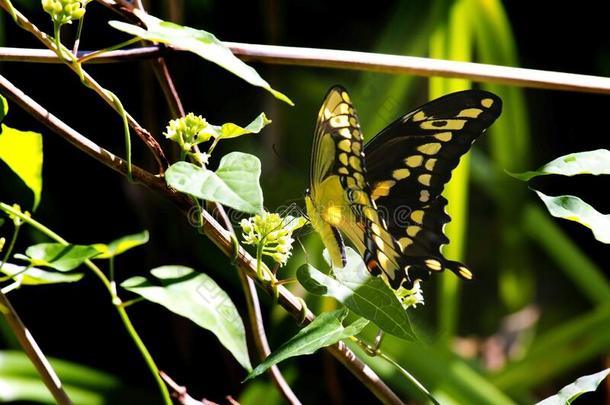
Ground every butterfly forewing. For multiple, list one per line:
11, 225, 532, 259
307, 87, 406, 284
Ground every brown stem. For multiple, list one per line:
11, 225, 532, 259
0, 73, 404, 405
5, 43, 610, 95
159, 371, 218, 405
0, 292, 72, 405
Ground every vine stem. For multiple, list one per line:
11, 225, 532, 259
0, 203, 172, 405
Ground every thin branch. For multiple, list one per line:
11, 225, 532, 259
0, 1, 167, 172
3, 44, 610, 95
159, 371, 217, 405
0, 73, 404, 405
0, 292, 72, 405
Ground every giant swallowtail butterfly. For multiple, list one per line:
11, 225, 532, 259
305, 86, 501, 302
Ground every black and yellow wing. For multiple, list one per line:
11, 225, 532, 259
364, 90, 502, 285
306, 86, 502, 298
306, 86, 413, 290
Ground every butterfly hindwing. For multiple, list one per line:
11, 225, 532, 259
365, 90, 502, 281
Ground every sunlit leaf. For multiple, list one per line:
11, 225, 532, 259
0, 262, 83, 285
0, 124, 43, 210
0, 94, 7, 123
22, 243, 99, 271
91, 231, 149, 259
166, 152, 263, 214
121, 266, 252, 371
297, 247, 414, 340
203, 113, 272, 140
534, 191, 610, 244
246, 308, 367, 381
510, 149, 610, 181
109, 11, 293, 105
536, 368, 610, 405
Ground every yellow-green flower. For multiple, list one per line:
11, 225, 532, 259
164, 113, 211, 151
240, 211, 306, 267
42, 0, 87, 25
395, 280, 424, 309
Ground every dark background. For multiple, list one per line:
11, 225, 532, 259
1, 1, 609, 403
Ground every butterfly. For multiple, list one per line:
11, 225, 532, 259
305, 86, 501, 301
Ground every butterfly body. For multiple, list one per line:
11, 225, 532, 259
306, 86, 501, 300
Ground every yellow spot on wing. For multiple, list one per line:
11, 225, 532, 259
417, 143, 441, 155
338, 153, 348, 166
351, 141, 361, 154
425, 158, 437, 171
481, 98, 494, 108
425, 259, 442, 271
349, 155, 362, 171
331, 115, 350, 128
374, 236, 384, 250
371, 180, 396, 199
352, 129, 362, 140
405, 155, 423, 167
337, 167, 349, 175
459, 266, 473, 279
413, 111, 427, 121
338, 139, 351, 152
419, 190, 430, 202
458, 108, 483, 118
418, 174, 431, 186
434, 132, 452, 142
393, 168, 410, 180
338, 128, 352, 138
410, 210, 424, 224
406, 226, 420, 237
398, 237, 413, 250
377, 251, 391, 273
371, 222, 381, 235
341, 91, 351, 102
353, 172, 365, 186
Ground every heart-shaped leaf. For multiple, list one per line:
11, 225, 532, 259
121, 266, 251, 371
166, 152, 263, 214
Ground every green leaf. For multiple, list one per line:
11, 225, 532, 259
536, 368, 610, 405
121, 265, 251, 371
0, 262, 84, 285
534, 191, 610, 244
246, 308, 368, 381
91, 230, 149, 259
166, 152, 263, 214
0, 93, 7, 123
23, 243, 100, 271
109, 11, 293, 106
0, 124, 43, 210
0, 350, 153, 404
510, 149, 610, 181
297, 247, 415, 340
203, 113, 272, 140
